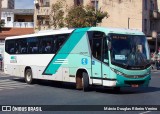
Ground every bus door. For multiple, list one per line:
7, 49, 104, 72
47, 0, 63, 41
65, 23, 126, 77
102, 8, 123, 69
90, 31, 105, 85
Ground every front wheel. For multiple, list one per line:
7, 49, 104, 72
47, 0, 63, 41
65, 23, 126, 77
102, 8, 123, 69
113, 87, 121, 92
25, 69, 33, 84
82, 72, 90, 92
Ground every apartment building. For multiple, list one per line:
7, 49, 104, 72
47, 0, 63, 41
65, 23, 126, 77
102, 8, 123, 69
2, 0, 15, 9
34, 0, 160, 52
1, 9, 34, 28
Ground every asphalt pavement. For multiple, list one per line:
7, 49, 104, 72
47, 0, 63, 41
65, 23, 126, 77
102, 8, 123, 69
0, 71, 160, 114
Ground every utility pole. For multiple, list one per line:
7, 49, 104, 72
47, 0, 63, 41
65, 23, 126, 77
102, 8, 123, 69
128, 18, 130, 29
95, 0, 97, 14
95, 0, 97, 26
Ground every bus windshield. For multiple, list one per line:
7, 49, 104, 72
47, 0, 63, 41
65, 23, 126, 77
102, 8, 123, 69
110, 34, 150, 69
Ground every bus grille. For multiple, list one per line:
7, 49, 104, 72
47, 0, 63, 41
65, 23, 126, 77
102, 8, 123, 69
124, 80, 145, 85
124, 75, 146, 79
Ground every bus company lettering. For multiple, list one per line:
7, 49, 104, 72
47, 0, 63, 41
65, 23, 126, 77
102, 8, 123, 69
10, 56, 17, 63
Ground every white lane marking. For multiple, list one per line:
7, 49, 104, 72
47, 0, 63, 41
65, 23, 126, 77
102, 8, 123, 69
139, 111, 151, 114
0, 78, 22, 82
0, 83, 32, 87
0, 75, 9, 77
0, 81, 24, 84
0, 85, 31, 89
0, 86, 27, 91
0, 79, 12, 82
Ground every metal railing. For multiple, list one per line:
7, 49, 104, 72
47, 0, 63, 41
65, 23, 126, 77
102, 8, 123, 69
13, 22, 34, 28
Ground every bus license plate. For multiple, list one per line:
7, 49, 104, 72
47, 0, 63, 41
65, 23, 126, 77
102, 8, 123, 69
132, 84, 139, 87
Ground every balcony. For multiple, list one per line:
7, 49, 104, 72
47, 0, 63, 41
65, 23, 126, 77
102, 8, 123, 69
13, 22, 34, 28
150, 10, 160, 19
37, 7, 50, 15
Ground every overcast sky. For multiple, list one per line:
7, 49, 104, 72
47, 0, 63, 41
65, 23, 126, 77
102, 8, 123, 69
15, 0, 34, 9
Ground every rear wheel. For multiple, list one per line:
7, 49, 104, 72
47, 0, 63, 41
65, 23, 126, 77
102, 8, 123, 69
25, 69, 33, 84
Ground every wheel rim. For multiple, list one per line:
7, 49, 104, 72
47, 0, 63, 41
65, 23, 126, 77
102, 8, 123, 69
26, 72, 31, 82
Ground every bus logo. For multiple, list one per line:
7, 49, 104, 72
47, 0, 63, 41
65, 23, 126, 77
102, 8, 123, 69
10, 56, 17, 63
81, 58, 88, 65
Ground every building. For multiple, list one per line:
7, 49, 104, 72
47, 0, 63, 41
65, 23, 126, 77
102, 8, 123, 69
1, 0, 15, 9
34, 0, 160, 52
0, 8, 34, 55
1, 9, 34, 28
0, 0, 2, 20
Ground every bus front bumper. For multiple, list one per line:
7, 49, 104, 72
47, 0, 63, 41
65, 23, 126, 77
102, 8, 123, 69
116, 74, 151, 87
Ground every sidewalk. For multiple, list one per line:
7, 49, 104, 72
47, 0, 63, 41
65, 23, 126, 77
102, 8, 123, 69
0, 71, 5, 75
151, 69, 160, 72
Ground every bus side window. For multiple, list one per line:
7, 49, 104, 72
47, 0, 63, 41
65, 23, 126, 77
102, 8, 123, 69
10, 48, 15, 54
19, 39, 27, 54
93, 39, 102, 60
55, 34, 69, 52
39, 35, 54, 54
103, 37, 109, 63
27, 37, 39, 54
88, 31, 105, 61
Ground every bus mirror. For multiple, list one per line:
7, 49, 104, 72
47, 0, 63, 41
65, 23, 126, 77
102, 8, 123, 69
108, 41, 111, 50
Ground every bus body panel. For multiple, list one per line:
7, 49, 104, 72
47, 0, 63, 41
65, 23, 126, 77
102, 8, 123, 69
4, 27, 151, 89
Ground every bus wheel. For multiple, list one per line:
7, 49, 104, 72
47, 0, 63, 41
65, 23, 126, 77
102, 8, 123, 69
76, 76, 83, 90
82, 72, 90, 92
25, 69, 33, 84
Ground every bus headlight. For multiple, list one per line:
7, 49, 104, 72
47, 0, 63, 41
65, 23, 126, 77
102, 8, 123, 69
145, 69, 151, 75
110, 68, 127, 76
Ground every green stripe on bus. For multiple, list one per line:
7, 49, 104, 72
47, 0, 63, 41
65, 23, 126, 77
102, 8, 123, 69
44, 28, 90, 75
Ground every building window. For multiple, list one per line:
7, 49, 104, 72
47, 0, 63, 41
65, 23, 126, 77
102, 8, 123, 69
144, 0, 148, 10
74, 0, 83, 6
91, 0, 99, 10
40, 0, 50, 7
7, 17, 11, 21
144, 19, 147, 32
150, 0, 154, 11
45, 2, 50, 7
150, 21, 154, 31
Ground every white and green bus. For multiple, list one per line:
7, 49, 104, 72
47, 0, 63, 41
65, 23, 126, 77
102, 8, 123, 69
4, 27, 151, 91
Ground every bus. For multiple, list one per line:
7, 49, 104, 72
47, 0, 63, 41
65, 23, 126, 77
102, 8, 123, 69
4, 27, 151, 91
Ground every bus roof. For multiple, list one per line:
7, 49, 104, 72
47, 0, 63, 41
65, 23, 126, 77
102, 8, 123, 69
88, 27, 144, 35
5, 28, 74, 40
5, 27, 144, 40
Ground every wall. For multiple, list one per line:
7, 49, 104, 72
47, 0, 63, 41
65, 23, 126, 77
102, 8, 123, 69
1, 11, 14, 27
98, 0, 142, 31
2, 0, 8, 8
2, 0, 14, 9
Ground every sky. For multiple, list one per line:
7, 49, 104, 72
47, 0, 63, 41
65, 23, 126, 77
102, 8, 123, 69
15, 0, 34, 9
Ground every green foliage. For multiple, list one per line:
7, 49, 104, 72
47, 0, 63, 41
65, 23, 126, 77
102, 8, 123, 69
65, 5, 108, 28
49, 0, 65, 29
0, 20, 5, 29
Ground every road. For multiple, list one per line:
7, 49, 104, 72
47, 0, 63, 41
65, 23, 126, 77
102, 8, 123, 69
0, 71, 160, 114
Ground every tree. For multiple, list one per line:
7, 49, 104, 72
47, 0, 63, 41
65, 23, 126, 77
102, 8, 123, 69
65, 5, 108, 28
0, 20, 5, 31
49, 0, 65, 29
